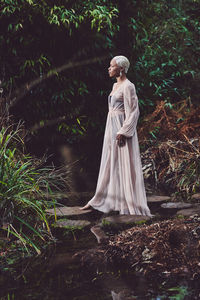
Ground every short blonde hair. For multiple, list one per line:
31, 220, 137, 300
113, 55, 130, 73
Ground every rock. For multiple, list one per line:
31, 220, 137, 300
191, 193, 200, 201
161, 202, 192, 209
46, 206, 92, 217
49, 191, 94, 201
111, 290, 133, 300
1, 223, 9, 229
147, 195, 171, 203
90, 225, 108, 244
53, 219, 91, 229
176, 206, 200, 217
101, 215, 151, 229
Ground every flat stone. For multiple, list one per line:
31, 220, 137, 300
147, 195, 171, 203
111, 290, 133, 300
46, 206, 92, 216
191, 193, 200, 200
176, 206, 200, 217
161, 202, 192, 209
90, 225, 108, 244
102, 215, 151, 227
53, 219, 91, 229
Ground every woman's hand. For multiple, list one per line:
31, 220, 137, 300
116, 134, 126, 147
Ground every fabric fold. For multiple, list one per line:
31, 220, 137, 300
88, 79, 151, 216
117, 82, 139, 137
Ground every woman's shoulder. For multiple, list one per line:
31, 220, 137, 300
124, 79, 136, 91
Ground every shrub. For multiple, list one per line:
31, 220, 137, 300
0, 123, 69, 254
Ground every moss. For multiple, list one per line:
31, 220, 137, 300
134, 219, 148, 225
101, 219, 111, 227
176, 214, 185, 219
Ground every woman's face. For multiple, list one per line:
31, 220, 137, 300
108, 59, 120, 78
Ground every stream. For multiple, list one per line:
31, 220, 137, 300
1, 193, 200, 300
1, 228, 199, 300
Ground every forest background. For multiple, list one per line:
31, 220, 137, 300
0, 0, 200, 208
0, 0, 200, 258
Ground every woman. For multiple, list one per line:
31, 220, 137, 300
81, 55, 151, 216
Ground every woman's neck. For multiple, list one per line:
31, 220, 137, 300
116, 74, 127, 83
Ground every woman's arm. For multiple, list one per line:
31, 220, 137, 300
117, 82, 139, 138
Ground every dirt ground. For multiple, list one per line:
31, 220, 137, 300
78, 216, 200, 280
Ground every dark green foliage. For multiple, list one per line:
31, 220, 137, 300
116, 0, 200, 108
0, 0, 199, 143
136, 1, 199, 114
0, 0, 118, 150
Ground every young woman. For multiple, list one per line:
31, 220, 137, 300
81, 56, 151, 216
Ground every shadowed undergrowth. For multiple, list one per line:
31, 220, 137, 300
0, 123, 71, 254
139, 99, 200, 196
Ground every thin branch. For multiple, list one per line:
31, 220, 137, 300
8, 55, 108, 109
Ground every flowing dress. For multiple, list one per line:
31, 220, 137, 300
88, 78, 151, 215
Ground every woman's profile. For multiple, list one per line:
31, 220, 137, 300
81, 55, 151, 216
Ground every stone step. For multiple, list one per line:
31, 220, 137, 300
101, 215, 151, 229
46, 206, 92, 217
147, 195, 171, 203
191, 193, 200, 201
53, 219, 91, 229
90, 225, 108, 244
176, 206, 200, 217
161, 202, 192, 209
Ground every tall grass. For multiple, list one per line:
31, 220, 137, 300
0, 124, 70, 254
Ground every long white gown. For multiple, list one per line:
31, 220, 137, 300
88, 78, 151, 215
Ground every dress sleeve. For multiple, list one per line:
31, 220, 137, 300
117, 83, 139, 137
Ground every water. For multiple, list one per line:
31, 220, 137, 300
1, 229, 200, 300
1, 195, 200, 300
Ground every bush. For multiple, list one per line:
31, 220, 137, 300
0, 123, 69, 254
